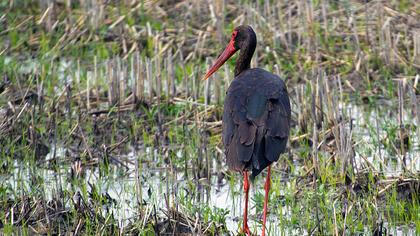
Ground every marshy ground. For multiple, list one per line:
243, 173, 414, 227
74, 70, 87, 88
0, 0, 419, 235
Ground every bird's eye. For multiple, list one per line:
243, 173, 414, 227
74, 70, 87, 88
232, 31, 237, 38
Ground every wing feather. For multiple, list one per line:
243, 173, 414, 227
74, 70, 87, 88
222, 68, 291, 175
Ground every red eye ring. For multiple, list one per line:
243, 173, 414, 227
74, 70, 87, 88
232, 31, 237, 38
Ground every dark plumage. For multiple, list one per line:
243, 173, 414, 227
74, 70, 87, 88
223, 68, 291, 178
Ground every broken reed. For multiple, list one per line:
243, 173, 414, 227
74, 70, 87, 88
5, 0, 419, 183
25, 0, 420, 108
79, 52, 224, 113
11, 0, 419, 196
28, 0, 420, 70
293, 69, 357, 183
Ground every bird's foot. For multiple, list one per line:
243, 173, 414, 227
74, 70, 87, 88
241, 224, 252, 236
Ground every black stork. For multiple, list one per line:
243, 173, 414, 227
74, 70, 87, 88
203, 25, 291, 236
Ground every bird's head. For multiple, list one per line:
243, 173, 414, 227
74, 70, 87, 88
203, 25, 256, 80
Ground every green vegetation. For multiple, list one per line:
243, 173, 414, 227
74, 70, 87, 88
0, 0, 419, 235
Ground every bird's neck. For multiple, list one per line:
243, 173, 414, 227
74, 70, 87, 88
234, 42, 256, 77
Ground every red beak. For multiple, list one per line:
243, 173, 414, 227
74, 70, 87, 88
203, 39, 237, 80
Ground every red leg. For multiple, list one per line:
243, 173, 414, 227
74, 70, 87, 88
242, 170, 251, 236
262, 165, 271, 236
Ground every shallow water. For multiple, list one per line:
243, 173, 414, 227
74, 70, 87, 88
350, 102, 420, 175
2, 100, 419, 235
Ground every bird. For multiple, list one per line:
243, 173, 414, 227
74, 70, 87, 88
203, 25, 291, 236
